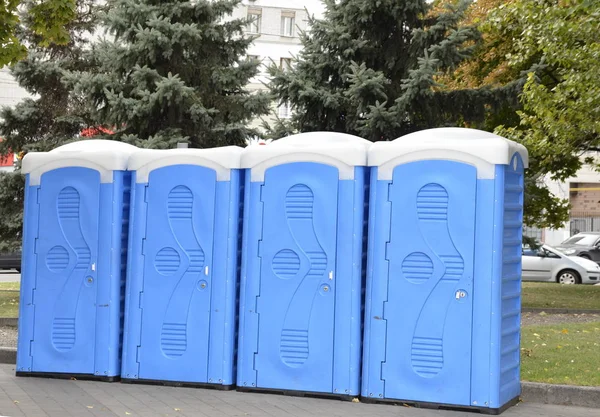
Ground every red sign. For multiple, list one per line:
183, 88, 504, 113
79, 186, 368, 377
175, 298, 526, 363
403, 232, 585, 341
0, 152, 14, 167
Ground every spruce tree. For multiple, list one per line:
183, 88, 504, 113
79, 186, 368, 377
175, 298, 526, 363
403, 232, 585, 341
74, 0, 270, 149
0, 0, 99, 251
267, 0, 516, 141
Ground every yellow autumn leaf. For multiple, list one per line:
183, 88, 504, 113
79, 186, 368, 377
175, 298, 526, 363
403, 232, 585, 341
125, 412, 131, 415
533, 333, 540, 337
174, 408, 181, 412
557, 345, 562, 349
561, 329, 568, 334
87, 406, 94, 409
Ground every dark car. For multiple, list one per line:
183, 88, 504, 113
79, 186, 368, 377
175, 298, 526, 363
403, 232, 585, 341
0, 251, 21, 272
555, 232, 600, 263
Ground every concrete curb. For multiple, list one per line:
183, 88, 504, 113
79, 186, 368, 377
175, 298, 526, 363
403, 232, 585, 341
522, 307, 600, 314
521, 381, 600, 408
0, 317, 18, 326
0, 347, 16, 364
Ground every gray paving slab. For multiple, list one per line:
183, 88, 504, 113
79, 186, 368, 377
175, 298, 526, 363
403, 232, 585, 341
0, 364, 598, 417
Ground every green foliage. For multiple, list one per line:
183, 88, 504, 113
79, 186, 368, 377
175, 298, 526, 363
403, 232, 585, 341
0, 171, 24, 253
492, 0, 600, 229
29, 0, 77, 46
0, 0, 27, 65
267, 0, 522, 141
0, 0, 78, 66
269, 0, 477, 139
0, 0, 99, 251
73, 0, 271, 148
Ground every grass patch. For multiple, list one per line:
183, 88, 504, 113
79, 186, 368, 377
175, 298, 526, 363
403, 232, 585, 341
0, 281, 19, 316
0, 291, 19, 317
0, 281, 20, 291
522, 282, 600, 310
521, 321, 600, 386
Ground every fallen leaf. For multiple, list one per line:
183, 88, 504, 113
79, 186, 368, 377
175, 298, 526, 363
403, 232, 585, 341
533, 333, 540, 337
561, 329, 569, 334
352, 398, 360, 403
557, 345, 562, 349
87, 405, 94, 409
125, 412, 131, 415
13, 400, 19, 404
174, 408, 181, 412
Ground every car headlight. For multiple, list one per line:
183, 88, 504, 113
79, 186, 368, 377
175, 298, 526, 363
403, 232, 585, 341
562, 249, 577, 255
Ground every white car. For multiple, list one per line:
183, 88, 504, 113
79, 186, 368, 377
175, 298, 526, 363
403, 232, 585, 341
522, 244, 600, 284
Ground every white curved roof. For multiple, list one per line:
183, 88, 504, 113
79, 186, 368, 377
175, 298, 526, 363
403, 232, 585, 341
128, 146, 243, 182
241, 132, 370, 181
22, 139, 138, 185
51, 139, 138, 153
368, 128, 529, 180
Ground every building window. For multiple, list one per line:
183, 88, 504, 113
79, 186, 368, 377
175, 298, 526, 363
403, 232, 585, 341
248, 55, 264, 73
278, 101, 292, 119
281, 12, 295, 37
247, 9, 262, 34
280, 58, 292, 71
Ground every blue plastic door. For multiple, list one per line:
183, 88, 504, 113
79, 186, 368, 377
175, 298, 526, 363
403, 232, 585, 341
382, 160, 476, 405
255, 163, 338, 393
32, 167, 100, 374
138, 165, 216, 383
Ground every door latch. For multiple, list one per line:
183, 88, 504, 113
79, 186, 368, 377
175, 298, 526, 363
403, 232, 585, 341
455, 290, 467, 300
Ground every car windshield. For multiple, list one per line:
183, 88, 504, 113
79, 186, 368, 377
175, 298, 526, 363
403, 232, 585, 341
561, 234, 599, 246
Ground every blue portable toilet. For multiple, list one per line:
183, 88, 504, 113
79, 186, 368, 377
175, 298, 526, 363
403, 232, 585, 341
237, 132, 370, 397
121, 147, 243, 388
362, 128, 528, 412
17, 139, 138, 380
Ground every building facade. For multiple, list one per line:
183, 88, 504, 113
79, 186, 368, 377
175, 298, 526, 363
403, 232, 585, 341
231, 0, 322, 132
539, 158, 600, 246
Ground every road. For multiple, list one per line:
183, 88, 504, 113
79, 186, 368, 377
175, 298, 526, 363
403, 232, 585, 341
0, 270, 20, 283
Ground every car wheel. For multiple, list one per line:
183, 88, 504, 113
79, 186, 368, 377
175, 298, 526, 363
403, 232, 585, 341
556, 269, 581, 285
579, 254, 592, 260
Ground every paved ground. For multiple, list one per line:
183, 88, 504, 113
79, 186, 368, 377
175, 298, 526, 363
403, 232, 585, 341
521, 312, 600, 326
0, 366, 598, 417
0, 272, 19, 283
0, 327, 16, 348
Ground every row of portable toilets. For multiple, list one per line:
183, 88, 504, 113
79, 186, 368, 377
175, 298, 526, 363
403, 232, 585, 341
16, 128, 527, 413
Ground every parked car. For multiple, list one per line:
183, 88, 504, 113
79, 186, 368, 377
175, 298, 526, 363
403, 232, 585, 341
554, 232, 600, 263
0, 251, 21, 273
522, 244, 600, 284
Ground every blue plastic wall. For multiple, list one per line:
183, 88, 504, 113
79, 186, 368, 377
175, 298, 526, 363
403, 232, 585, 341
237, 162, 366, 395
17, 168, 129, 377
362, 156, 524, 409
121, 165, 241, 386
